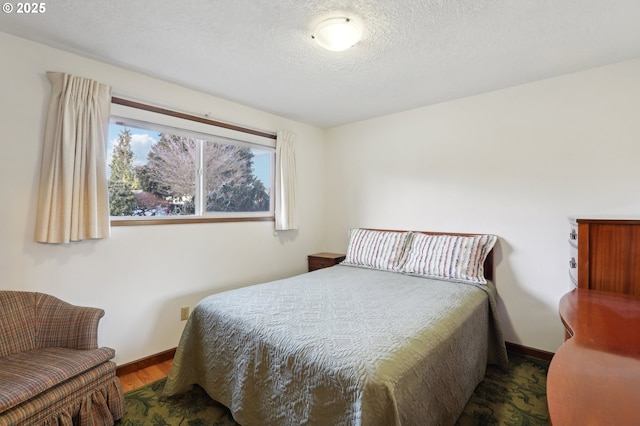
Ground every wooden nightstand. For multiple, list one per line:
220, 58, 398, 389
308, 253, 346, 272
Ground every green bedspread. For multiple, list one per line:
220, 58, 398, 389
163, 265, 507, 426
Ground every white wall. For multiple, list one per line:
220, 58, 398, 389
323, 58, 640, 352
0, 33, 326, 364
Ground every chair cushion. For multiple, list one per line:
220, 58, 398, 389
0, 346, 115, 412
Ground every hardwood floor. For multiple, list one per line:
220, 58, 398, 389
118, 359, 173, 393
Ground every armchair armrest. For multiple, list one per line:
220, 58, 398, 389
35, 293, 105, 350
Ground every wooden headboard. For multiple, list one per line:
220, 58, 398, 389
367, 229, 495, 282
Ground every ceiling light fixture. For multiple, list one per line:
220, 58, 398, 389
312, 17, 363, 52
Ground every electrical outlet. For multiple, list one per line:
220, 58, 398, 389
180, 306, 190, 321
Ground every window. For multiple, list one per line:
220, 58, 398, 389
108, 100, 275, 225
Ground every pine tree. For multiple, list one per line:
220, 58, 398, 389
108, 129, 138, 216
110, 129, 139, 189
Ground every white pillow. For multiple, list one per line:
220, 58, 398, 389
342, 229, 412, 271
401, 233, 497, 284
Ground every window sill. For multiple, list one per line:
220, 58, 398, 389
111, 216, 274, 226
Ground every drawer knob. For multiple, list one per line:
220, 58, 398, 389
569, 229, 577, 240
569, 257, 577, 269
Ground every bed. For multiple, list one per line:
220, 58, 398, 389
163, 229, 508, 426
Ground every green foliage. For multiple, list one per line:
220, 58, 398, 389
135, 164, 170, 201
180, 197, 196, 215
109, 129, 138, 216
206, 176, 270, 212
109, 129, 138, 189
108, 180, 137, 216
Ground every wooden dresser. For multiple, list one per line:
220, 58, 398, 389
551, 218, 640, 424
569, 218, 640, 296
547, 289, 640, 425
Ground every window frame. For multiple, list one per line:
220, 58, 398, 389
108, 98, 276, 226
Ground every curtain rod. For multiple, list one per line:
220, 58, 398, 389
111, 97, 277, 140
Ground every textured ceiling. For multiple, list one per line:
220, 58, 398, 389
1, 0, 640, 128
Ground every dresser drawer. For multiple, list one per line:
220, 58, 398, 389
569, 243, 578, 287
568, 219, 578, 287
568, 221, 578, 247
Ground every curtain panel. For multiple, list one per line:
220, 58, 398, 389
34, 72, 112, 244
275, 130, 298, 231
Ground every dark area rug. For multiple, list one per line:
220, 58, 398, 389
456, 353, 550, 426
117, 353, 550, 426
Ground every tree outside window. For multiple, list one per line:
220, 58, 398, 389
107, 122, 273, 218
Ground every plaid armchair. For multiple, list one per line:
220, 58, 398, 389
0, 291, 125, 426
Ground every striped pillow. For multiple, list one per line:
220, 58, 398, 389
402, 233, 497, 284
342, 229, 412, 271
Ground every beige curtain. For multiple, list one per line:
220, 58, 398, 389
275, 130, 298, 231
34, 72, 112, 243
